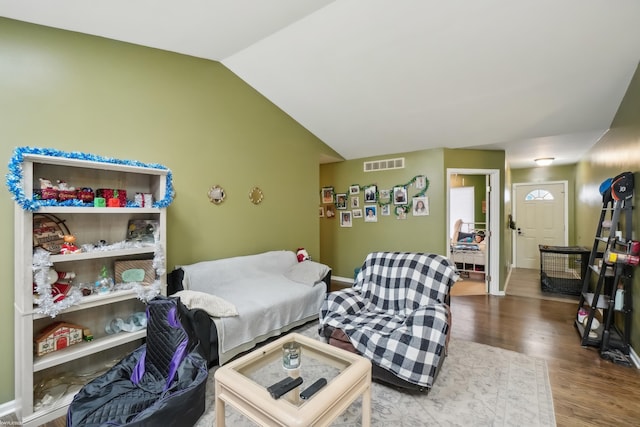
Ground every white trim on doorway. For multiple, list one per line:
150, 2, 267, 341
447, 168, 501, 296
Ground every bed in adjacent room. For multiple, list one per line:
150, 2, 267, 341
450, 219, 487, 279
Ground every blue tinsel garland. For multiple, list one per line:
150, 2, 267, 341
6, 146, 174, 211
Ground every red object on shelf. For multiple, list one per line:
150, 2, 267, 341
41, 188, 58, 200
77, 188, 95, 203
97, 189, 127, 207
57, 190, 77, 201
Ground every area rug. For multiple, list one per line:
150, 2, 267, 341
195, 322, 556, 426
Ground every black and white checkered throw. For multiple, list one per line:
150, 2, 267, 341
319, 252, 459, 388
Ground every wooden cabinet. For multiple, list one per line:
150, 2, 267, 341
11, 149, 170, 426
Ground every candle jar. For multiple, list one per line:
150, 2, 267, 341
282, 342, 301, 370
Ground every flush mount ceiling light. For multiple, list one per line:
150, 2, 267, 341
534, 157, 554, 167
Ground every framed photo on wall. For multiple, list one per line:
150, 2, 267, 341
412, 196, 429, 216
364, 185, 377, 203
325, 205, 336, 218
321, 187, 334, 204
335, 193, 347, 209
393, 186, 407, 205
340, 211, 352, 227
349, 185, 360, 195
364, 205, 377, 222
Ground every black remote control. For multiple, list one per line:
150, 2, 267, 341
268, 376, 303, 399
267, 377, 297, 395
300, 378, 327, 400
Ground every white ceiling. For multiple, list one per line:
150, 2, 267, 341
2, 0, 640, 168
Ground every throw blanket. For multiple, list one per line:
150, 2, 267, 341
320, 252, 458, 387
179, 251, 327, 364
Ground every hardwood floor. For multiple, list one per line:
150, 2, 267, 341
22, 271, 640, 427
506, 267, 580, 304
451, 294, 640, 427
450, 276, 486, 296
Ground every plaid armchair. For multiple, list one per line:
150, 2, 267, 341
319, 252, 459, 391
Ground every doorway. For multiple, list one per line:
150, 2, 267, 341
513, 182, 568, 269
447, 168, 500, 295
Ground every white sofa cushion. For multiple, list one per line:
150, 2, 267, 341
173, 290, 238, 318
285, 260, 330, 286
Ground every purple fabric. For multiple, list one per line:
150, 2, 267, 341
163, 306, 186, 390
165, 339, 188, 391
168, 306, 179, 327
131, 350, 147, 385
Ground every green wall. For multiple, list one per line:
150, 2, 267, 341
320, 148, 506, 289
574, 62, 640, 352
0, 18, 336, 404
319, 149, 446, 278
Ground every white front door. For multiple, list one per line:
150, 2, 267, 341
514, 182, 567, 269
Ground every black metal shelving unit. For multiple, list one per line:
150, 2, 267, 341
575, 190, 634, 365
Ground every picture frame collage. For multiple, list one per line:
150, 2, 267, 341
319, 175, 429, 227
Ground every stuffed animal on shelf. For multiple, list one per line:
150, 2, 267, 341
60, 235, 81, 254
296, 248, 310, 262
33, 269, 76, 303
56, 180, 75, 191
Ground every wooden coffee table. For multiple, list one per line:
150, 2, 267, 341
214, 332, 371, 426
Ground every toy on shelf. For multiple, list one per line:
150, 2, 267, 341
83, 328, 94, 342
34, 270, 76, 304
95, 265, 114, 294
77, 187, 95, 203
60, 235, 81, 255
37, 178, 78, 201
34, 321, 85, 356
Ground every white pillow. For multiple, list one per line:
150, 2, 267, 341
284, 261, 330, 286
173, 290, 239, 317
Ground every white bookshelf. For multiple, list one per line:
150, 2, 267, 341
12, 151, 168, 426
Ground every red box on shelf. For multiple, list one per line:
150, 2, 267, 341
41, 188, 58, 200
77, 188, 95, 203
96, 189, 127, 207
57, 190, 77, 201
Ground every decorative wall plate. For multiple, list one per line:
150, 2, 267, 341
208, 185, 225, 204
249, 187, 264, 205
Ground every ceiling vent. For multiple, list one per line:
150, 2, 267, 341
363, 157, 405, 172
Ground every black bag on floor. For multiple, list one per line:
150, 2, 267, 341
67, 296, 208, 427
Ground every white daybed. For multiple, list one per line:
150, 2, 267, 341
450, 219, 487, 278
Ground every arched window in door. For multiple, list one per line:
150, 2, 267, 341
524, 189, 554, 201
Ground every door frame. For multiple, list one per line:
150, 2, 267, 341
447, 168, 501, 296
512, 180, 569, 268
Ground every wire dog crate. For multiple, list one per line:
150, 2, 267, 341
539, 245, 590, 296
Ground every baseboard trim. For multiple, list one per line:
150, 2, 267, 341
629, 346, 640, 369
503, 265, 513, 294
332, 275, 352, 284
0, 399, 17, 419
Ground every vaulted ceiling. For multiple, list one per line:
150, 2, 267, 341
2, 0, 640, 168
